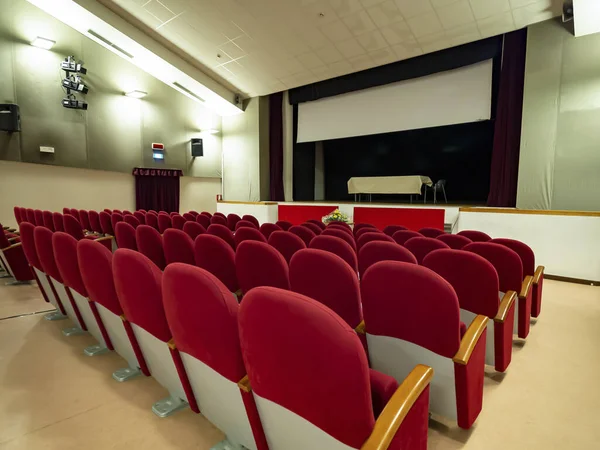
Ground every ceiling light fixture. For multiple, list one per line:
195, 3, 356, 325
31, 36, 55, 50
125, 90, 147, 98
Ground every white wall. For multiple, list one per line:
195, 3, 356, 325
180, 177, 222, 214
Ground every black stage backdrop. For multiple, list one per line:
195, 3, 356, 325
323, 121, 495, 203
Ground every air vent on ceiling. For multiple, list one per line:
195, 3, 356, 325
87, 29, 134, 59
172, 82, 205, 103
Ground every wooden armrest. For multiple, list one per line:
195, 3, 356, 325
238, 375, 252, 393
1, 242, 23, 252
167, 338, 176, 350
360, 365, 434, 450
355, 320, 366, 335
533, 266, 544, 285
94, 236, 114, 243
494, 291, 517, 323
453, 315, 488, 365
519, 275, 533, 299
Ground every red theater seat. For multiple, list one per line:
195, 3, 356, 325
490, 238, 544, 318
64, 214, 114, 250
322, 227, 357, 252
383, 225, 408, 237
194, 234, 239, 295
201, 211, 212, 218
79, 210, 92, 231
135, 225, 166, 270
111, 213, 124, 233
182, 213, 194, 222
236, 241, 290, 294
0, 226, 33, 282
158, 214, 172, 233
289, 225, 316, 247
357, 232, 395, 253
14, 206, 23, 225
113, 250, 198, 416
465, 242, 531, 339
123, 210, 133, 216
392, 230, 422, 246
404, 237, 450, 264
437, 234, 472, 250
355, 227, 382, 241
419, 227, 445, 238
242, 215, 260, 228
78, 240, 149, 379
275, 220, 292, 231
42, 210, 55, 231
162, 264, 268, 449
309, 235, 358, 273
188, 210, 198, 217
89, 210, 103, 234
423, 249, 517, 373
183, 222, 205, 240
99, 211, 113, 235
235, 220, 257, 231
306, 219, 326, 230
207, 224, 236, 251
268, 231, 306, 264
234, 227, 267, 247
145, 212, 159, 231
26, 208, 35, 224
361, 261, 487, 429
34, 209, 44, 226
19, 222, 54, 309
358, 241, 417, 277
115, 222, 138, 251
259, 223, 281, 240
163, 229, 195, 266
172, 214, 185, 230
239, 286, 432, 450
195, 214, 210, 229
327, 220, 351, 230
458, 230, 491, 242
354, 223, 377, 235
124, 214, 141, 229
214, 212, 226, 219
134, 211, 146, 225
327, 223, 353, 236
301, 222, 322, 235
227, 213, 241, 231
211, 215, 228, 227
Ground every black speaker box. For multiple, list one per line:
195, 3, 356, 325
0, 104, 20, 132
191, 138, 203, 157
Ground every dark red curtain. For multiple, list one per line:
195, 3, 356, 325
487, 29, 527, 207
132, 168, 183, 213
269, 92, 284, 201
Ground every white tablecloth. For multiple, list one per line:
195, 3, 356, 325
347, 176, 433, 195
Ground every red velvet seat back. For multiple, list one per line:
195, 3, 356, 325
236, 241, 290, 293
34, 210, 44, 226
358, 241, 417, 276
70, 208, 79, 218
124, 214, 140, 229
419, 227, 445, 238
26, 208, 35, 224
259, 223, 281, 240
490, 238, 535, 277
172, 214, 185, 230
354, 223, 377, 235
207, 224, 236, 250
423, 249, 499, 318
182, 213, 194, 222
234, 227, 267, 247
195, 214, 210, 229
53, 232, 87, 297
19, 222, 42, 270
134, 211, 146, 225
361, 261, 461, 358
309, 235, 358, 272
214, 212, 226, 219
183, 221, 205, 240
227, 213, 241, 231
113, 209, 122, 214
327, 224, 353, 236
99, 211, 114, 235
210, 215, 228, 227
437, 234, 472, 250
321, 227, 357, 252
123, 210, 133, 216
42, 211, 54, 231
458, 230, 491, 242
289, 225, 316, 246
383, 225, 407, 236
242, 214, 260, 228
145, 212, 159, 231
79, 210, 91, 231
201, 211, 212, 218
113, 249, 171, 342
78, 240, 123, 315
64, 214, 85, 240
327, 221, 352, 230
404, 237, 450, 264
14, 206, 22, 225
158, 214, 172, 233
89, 210, 102, 233
163, 264, 246, 383
239, 287, 375, 449
268, 231, 306, 264
194, 234, 239, 293
163, 229, 195, 266
464, 242, 523, 293
111, 213, 124, 234
135, 225, 166, 270
301, 222, 322, 236
235, 220, 257, 231
307, 219, 326, 230
355, 227, 381, 240
115, 222, 138, 251
290, 249, 362, 328
34, 226, 62, 281
0, 228, 10, 248
356, 232, 395, 252
392, 230, 422, 245
275, 220, 292, 231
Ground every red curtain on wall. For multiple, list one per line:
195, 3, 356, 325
487, 29, 528, 207
132, 168, 183, 213
269, 92, 285, 201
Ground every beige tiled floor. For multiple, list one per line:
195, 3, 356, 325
0, 280, 599, 449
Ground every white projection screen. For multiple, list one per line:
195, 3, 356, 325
297, 60, 493, 143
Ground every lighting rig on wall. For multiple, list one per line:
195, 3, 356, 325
61, 56, 89, 110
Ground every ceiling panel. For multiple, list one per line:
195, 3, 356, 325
108, 0, 562, 97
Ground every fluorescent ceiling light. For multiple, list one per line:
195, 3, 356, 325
125, 90, 147, 99
31, 36, 55, 50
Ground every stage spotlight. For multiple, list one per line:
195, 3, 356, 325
62, 96, 88, 110
31, 37, 55, 50
125, 90, 148, 99
61, 56, 87, 74
62, 75, 89, 94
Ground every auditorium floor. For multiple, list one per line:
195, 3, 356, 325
0, 279, 599, 449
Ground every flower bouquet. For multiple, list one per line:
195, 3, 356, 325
322, 208, 349, 225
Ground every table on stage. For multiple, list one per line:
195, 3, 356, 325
347, 175, 433, 202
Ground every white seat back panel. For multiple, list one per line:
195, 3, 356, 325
96, 303, 138, 369
71, 290, 106, 346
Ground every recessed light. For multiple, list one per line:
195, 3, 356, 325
125, 90, 147, 98
31, 37, 55, 50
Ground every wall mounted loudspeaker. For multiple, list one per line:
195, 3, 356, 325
191, 138, 203, 157
0, 104, 21, 132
